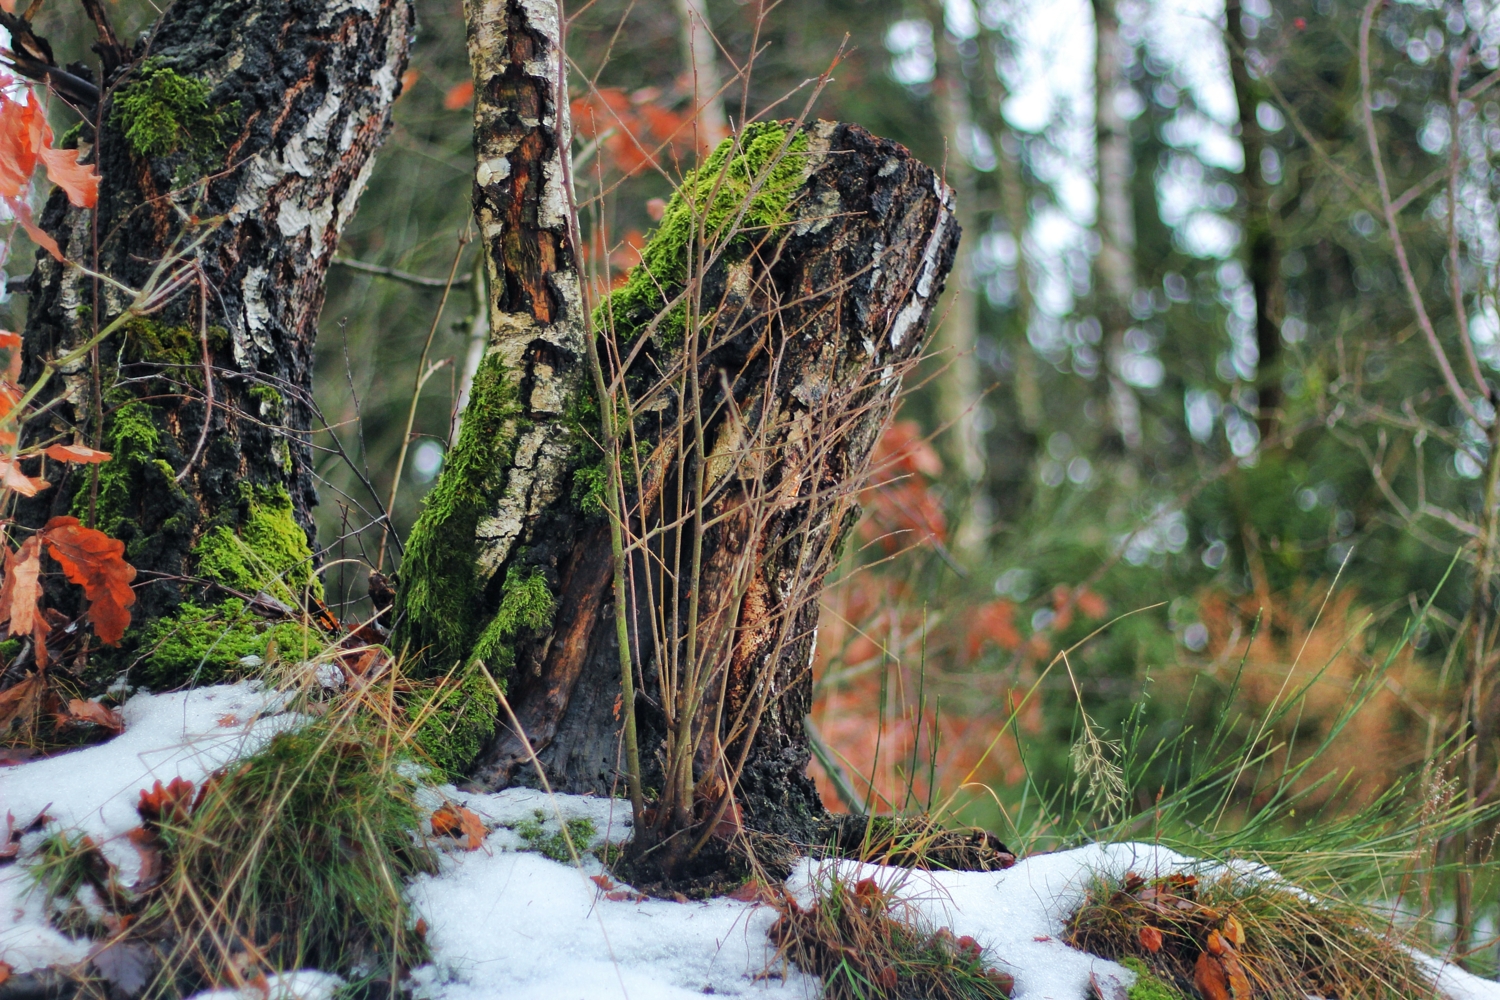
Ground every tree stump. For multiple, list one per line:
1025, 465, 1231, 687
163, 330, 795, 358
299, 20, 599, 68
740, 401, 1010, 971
396, 0, 958, 857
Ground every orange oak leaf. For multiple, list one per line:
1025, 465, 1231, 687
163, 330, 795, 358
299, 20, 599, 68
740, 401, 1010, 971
0, 458, 48, 496
431, 803, 486, 850
1139, 925, 1164, 953
37, 144, 98, 209
126, 825, 163, 891
44, 444, 112, 464
137, 777, 195, 828
0, 536, 43, 640
0, 330, 19, 384
63, 698, 124, 732
7, 196, 62, 261
41, 516, 136, 644
1195, 951, 1231, 1000
0, 671, 44, 735
589, 874, 616, 891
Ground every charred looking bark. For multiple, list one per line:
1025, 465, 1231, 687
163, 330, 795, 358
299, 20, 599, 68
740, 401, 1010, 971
16, 0, 412, 635
395, 1, 956, 847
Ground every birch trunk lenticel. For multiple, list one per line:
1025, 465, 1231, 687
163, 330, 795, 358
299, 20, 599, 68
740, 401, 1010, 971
398, 0, 958, 850
15, 0, 411, 685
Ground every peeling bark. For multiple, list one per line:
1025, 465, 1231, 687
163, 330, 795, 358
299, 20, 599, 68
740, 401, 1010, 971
17, 0, 412, 634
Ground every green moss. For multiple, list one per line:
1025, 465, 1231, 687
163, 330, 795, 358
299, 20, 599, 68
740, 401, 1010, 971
123, 317, 228, 374
392, 351, 524, 672
193, 485, 323, 603
1119, 958, 1188, 1000
0, 638, 21, 662
249, 385, 284, 419
515, 810, 596, 862
410, 670, 499, 777
112, 61, 238, 160
136, 599, 317, 689
85, 399, 196, 557
58, 121, 84, 150
594, 121, 809, 345
571, 462, 607, 515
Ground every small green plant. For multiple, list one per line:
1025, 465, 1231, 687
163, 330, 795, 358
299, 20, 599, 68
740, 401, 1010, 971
1118, 957, 1186, 1000
771, 870, 1013, 999
515, 810, 596, 863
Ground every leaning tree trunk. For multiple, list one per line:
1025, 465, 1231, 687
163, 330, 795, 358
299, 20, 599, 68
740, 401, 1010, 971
394, 0, 957, 851
15, 0, 411, 681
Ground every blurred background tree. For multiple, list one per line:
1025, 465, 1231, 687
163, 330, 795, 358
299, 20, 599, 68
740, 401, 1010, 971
8, 0, 1500, 966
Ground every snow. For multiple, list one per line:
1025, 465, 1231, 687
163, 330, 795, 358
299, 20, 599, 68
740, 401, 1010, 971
4, 687, 1500, 1000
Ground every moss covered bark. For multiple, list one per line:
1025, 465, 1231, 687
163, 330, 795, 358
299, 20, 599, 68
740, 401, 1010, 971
15, 0, 412, 681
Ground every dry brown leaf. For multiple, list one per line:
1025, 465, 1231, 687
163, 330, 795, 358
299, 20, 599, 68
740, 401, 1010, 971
1, 536, 42, 639
431, 804, 487, 850
63, 698, 124, 732
41, 516, 137, 644
0, 458, 46, 496
0, 671, 44, 736
136, 777, 195, 828
0, 960, 11, 987
1195, 951, 1232, 1000
590, 874, 616, 891
1222, 914, 1245, 948
1138, 925, 1163, 953
126, 825, 163, 891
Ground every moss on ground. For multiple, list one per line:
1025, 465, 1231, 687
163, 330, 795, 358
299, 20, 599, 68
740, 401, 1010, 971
515, 810, 596, 862
194, 484, 322, 603
392, 351, 524, 673
594, 121, 808, 346
113, 61, 238, 160
136, 598, 317, 689
1119, 958, 1187, 1000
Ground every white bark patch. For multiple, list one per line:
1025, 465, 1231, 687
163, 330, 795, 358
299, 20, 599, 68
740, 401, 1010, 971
887, 180, 953, 349
238, 267, 275, 366
476, 157, 511, 187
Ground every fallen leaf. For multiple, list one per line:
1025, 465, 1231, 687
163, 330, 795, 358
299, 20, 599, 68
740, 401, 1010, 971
1224, 952, 1252, 999
1032, 935, 1052, 943
44, 444, 111, 464
590, 874, 617, 891
41, 516, 137, 644
137, 777, 195, 828
63, 698, 124, 732
604, 889, 635, 902
431, 803, 486, 850
0, 811, 18, 860
1, 536, 43, 641
1195, 951, 1231, 1000
0, 961, 10, 987
414, 917, 427, 940
1206, 930, 1226, 956
126, 825, 163, 891
1222, 914, 1245, 948
216, 713, 240, 727
728, 879, 774, 903
1139, 925, 1164, 953
0, 671, 43, 735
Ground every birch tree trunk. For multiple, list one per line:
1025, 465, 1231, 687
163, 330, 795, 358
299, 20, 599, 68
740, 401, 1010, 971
16, 0, 411, 673
1091, 0, 1142, 452
396, 0, 958, 847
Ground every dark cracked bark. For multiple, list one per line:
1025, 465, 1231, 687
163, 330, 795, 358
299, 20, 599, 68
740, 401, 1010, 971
15, 0, 412, 647
392, 0, 956, 853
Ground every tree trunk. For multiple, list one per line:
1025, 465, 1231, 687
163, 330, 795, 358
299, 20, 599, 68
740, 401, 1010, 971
1091, 0, 1142, 453
1226, 0, 1283, 441
17, 0, 411, 681
396, 0, 958, 849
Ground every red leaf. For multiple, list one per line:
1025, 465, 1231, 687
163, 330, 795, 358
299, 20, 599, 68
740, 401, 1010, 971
40, 516, 137, 645
443, 81, 474, 111
590, 874, 616, 891
126, 825, 163, 890
727, 879, 775, 903
1194, 951, 1232, 1000
44, 444, 111, 464
0, 961, 10, 987
0, 95, 38, 199
1139, 925, 1164, 953
6, 195, 61, 261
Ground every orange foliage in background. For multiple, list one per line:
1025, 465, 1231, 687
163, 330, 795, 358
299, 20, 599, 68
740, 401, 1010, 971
858, 421, 946, 553
1177, 586, 1441, 809
571, 86, 701, 177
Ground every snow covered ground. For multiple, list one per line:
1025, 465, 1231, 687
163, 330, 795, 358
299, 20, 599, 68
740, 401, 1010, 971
4, 684, 1500, 1000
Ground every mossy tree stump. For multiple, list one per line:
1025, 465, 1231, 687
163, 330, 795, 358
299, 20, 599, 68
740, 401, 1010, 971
396, 0, 958, 848
13, 0, 412, 684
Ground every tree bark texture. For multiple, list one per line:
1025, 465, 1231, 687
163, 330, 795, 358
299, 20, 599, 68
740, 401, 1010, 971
18, 0, 412, 637
394, 0, 958, 844
1091, 0, 1143, 452
1226, 0, 1284, 440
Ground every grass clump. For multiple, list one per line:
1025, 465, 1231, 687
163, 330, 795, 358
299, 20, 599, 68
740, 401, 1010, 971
148, 713, 436, 992
595, 120, 809, 345
771, 870, 1014, 999
113, 60, 238, 159
515, 809, 596, 862
1065, 868, 1437, 1000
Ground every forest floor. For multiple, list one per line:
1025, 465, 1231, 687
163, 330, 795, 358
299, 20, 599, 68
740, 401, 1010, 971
2, 684, 1497, 1000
